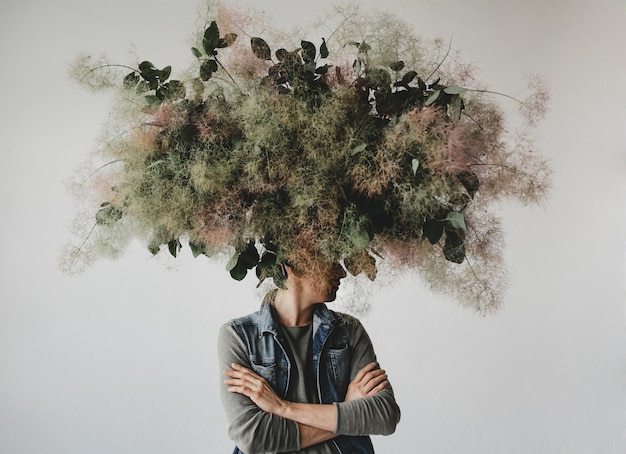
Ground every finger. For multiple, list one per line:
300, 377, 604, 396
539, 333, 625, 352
368, 379, 389, 395
361, 369, 386, 386
366, 372, 388, 390
353, 362, 377, 383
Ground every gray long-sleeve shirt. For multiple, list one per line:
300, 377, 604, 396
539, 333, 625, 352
217, 308, 400, 453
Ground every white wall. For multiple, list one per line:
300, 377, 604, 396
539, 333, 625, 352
1, 0, 624, 452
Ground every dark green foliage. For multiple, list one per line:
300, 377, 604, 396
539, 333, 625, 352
67, 11, 550, 310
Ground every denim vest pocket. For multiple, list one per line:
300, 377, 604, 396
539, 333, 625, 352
326, 345, 351, 395
250, 361, 277, 385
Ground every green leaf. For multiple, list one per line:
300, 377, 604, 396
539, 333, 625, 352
255, 250, 277, 283
95, 202, 123, 226
200, 59, 218, 81
300, 40, 316, 64
229, 262, 248, 281
344, 217, 370, 250
443, 231, 465, 263
189, 242, 205, 257
315, 64, 330, 75
251, 37, 272, 60
443, 86, 468, 95
457, 171, 480, 196
218, 33, 237, 48
320, 38, 329, 59
389, 61, 405, 71
123, 71, 140, 89
275, 48, 288, 61
148, 244, 161, 255
351, 143, 368, 155
445, 211, 467, 232
423, 220, 444, 244
401, 70, 418, 85
138, 61, 159, 82
203, 21, 220, 55
160, 66, 171, 81
239, 241, 260, 269
164, 80, 186, 100
144, 94, 161, 107
225, 250, 239, 272
412, 158, 419, 175
191, 47, 203, 59
365, 68, 392, 89
424, 90, 441, 106
168, 239, 181, 258
136, 80, 150, 94
448, 94, 464, 121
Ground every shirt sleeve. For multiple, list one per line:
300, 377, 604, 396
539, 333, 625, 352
334, 318, 401, 436
217, 323, 301, 453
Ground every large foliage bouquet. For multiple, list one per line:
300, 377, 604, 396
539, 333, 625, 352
64, 2, 550, 312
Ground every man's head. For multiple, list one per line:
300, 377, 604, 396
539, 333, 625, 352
283, 260, 347, 303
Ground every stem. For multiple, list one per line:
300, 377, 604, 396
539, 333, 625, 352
426, 36, 453, 83
214, 57, 242, 91
81, 160, 124, 184
79, 63, 137, 83
468, 89, 528, 108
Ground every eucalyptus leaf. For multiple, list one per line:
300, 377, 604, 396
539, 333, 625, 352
315, 64, 330, 75
443, 231, 465, 263
344, 218, 370, 250
401, 70, 417, 85
225, 250, 239, 272
230, 262, 248, 281
218, 33, 237, 48
138, 61, 159, 81
423, 220, 444, 244
136, 80, 150, 93
200, 60, 217, 81
412, 158, 419, 175
255, 250, 277, 283
239, 241, 260, 269
351, 143, 368, 155
448, 94, 464, 121
445, 211, 467, 232
424, 90, 440, 106
203, 21, 220, 54
95, 202, 123, 226
301, 40, 316, 64
168, 239, 181, 258
251, 37, 272, 60
160, 65, 171, 81
443, 86, 468, 95
320, 38, 329, 58
191, 47, 203, 59
123, 72, 140, 89
275, 49, 288, 61
165, 80, 186, 100
189, 242, 205, 257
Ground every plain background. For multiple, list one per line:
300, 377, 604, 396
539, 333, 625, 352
1, 0, 625, 452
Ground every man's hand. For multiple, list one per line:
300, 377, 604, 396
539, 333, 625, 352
345, 361, 389, 401
224, 363, 286, 415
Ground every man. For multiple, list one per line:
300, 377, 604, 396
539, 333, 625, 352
218, 261, 400, 453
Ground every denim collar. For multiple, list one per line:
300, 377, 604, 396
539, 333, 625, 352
257, 290, 336, 338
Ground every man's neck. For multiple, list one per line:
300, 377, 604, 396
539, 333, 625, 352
273, 288, 317, 326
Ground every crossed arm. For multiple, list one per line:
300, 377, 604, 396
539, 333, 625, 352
217, 321, 400, 452
224, 361, 388, 448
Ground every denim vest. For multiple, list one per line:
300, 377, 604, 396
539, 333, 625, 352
229, 299, 374, 454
